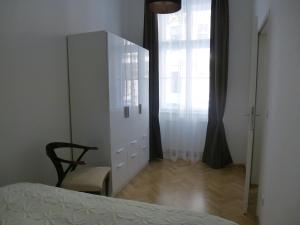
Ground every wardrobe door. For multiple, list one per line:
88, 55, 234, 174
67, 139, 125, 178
124, 41, 141, 178
107, 34, 131, 194
125, 41, 139, 139
138, 48, 150, 169
108, 34, 132, 149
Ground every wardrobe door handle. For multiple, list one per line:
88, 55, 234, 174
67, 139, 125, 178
130, 140, 138, 145
116, 148, 125, 154
124, 106, 129, 118
117, 162, 125, 169
131, 153, 137, 159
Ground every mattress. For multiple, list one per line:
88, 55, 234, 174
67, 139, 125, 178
0, 183, 238, 225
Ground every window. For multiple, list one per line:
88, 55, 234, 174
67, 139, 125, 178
158, 0, 211, 113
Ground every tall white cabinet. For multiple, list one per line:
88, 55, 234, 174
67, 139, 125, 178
68, 31, 149, 195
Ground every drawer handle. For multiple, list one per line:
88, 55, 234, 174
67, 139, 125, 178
131, 153, 137, 158
117, 162, 125, 168
116, 148, 125, 154
130, 140, 138, 145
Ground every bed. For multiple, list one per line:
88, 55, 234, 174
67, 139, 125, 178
0, 183, 238, 225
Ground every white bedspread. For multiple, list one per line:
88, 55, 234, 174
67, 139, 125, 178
0, 183, 238, 225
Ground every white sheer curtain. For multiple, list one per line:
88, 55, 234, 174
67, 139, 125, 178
158, 0, 211, 163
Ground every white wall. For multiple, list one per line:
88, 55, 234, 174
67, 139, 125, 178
123, 0, 254, 164
254, 0, 300, 224
0, 0, 124, 186
122, 0, 145, 46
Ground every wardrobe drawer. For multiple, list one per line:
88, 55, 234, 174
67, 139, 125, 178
112, 146, 127, 166
141, 134, 148, 147
128, 139, 139, 155
138, 134, 149, 171
112, 160, 127, 194
127, 139, 139, 179
127, 154, 139, 180
140, 145, 149, 167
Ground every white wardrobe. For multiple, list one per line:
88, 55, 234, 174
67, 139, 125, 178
68, 31, 149, 195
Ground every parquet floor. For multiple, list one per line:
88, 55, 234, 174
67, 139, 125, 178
117, 160, 258, 225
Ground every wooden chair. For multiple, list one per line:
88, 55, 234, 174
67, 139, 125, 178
46, 142, 111, 196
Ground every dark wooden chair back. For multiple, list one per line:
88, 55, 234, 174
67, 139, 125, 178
46, 142, 98, 187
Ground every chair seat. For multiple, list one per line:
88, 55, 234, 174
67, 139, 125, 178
61, 166, 111, 192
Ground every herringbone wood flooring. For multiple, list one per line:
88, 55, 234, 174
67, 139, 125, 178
117, 160, 257, 225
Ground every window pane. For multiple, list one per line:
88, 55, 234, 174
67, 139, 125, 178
191, 78, 209, 110
192, 48, 210, 77
159, 13, 186, 42
191, 10, 211, 40
160, 48, 187, 110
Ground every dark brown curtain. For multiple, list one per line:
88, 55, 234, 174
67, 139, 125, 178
143, 0, 163, 161
202, 0, 233, 169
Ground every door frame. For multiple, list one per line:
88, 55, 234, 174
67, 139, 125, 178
243, 11, 270, 214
